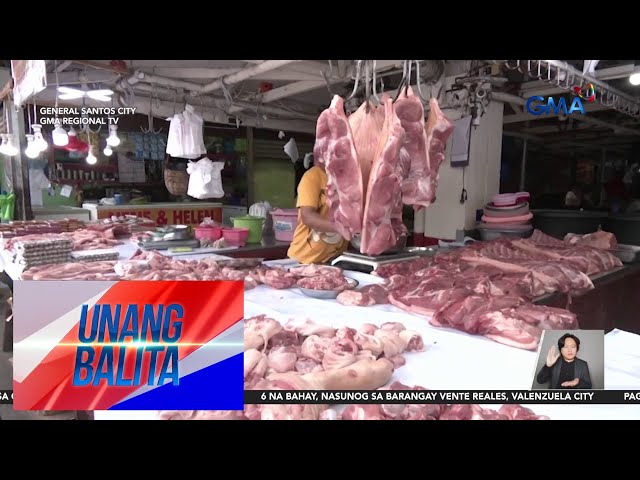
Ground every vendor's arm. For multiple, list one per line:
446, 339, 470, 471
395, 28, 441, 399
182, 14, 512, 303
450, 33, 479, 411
299, 207, 338, 233
297, 171, 338, 234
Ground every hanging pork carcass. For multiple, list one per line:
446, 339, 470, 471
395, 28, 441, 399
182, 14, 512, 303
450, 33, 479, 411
313, 95, 365, 241
313, 62, 454, 255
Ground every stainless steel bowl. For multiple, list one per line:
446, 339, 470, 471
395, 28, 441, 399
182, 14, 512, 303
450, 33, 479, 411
405, 246, 438, 256
298, 278, 359, 299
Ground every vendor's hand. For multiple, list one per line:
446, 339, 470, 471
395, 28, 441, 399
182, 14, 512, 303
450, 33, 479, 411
561, 378, 580, 388
546, 345, 560, 367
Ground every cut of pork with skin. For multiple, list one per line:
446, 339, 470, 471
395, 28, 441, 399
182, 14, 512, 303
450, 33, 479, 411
284, 318, 337, 338
394, 86, 429, 207
571, 232, 614, 250
295, 358, 322, 374
348, 100, 385, 196
267, 346, 298, 373
300, 335, 333, 362
354, 332, 385, 357
373, 329, 409, 358
255, 268, 298, 289
360, 95, 407, 255
388, 285, 470, 317
423, 97, 454, 206
313, 95, 364, 240
380, 322, 406, 333
244, 315, 283, 351
248, 358, 395, 420
288, 264, 344, 277
499, 404, 550, 420
359, 323, 379, 335
296, 274, 350, 291
511, 239, 622, 275
336, 284, 389, 306
244, 349, 268, 381
305, 357, 395, 391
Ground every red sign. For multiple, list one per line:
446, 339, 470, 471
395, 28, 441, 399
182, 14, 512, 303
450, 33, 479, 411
98, 206, 222, 226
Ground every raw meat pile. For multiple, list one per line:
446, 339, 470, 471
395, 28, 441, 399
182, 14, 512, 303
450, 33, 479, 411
158, 316, 548, 421
65, 229, 123, 250
314, 90, 454, 256
563, 230, 618, 250
326, 382, 548, 420
0, 219, 85, 238
290, 264, 353, 291
2, 229, 122, 253
358, 229, 623, 350
89, 215, 158, 234
18, 250, 354, 293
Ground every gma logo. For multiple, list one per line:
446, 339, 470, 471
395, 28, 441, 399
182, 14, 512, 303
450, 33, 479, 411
526, 96, 586, 116
526, 82, 596, 116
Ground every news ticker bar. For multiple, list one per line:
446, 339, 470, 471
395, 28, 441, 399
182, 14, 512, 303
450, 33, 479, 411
245, 390, 640, 405
3, 390, 639, 407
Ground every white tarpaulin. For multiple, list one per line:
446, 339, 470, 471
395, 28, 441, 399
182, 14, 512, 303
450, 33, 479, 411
11, 60, 47, 107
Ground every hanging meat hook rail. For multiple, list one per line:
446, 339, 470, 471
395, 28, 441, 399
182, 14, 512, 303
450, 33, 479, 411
321, 60, 364, 99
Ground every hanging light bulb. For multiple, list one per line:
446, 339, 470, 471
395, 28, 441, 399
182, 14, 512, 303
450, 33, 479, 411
103, 145, 113, 156
52, 120, 69, 146
25, 134, 40, 159
31, 124, 48, 152
86, 149, 97, 165
106, 124, 120, 147
2, 134, 18, 157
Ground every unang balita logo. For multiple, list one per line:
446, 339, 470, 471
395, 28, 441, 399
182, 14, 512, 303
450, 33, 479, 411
526, 82, 597, 116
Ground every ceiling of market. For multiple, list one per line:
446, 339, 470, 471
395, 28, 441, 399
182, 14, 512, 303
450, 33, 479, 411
2, 60, 640, 156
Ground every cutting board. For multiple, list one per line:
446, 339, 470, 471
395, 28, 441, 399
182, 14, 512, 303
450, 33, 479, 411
164, 246, 240, 257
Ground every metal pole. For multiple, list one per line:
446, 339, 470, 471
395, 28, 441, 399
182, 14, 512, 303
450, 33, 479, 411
599, 148, 607, 206
519, 138, 528, 191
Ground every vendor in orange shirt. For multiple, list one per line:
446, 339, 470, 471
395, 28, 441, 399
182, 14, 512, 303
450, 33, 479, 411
287, 163, 349, 265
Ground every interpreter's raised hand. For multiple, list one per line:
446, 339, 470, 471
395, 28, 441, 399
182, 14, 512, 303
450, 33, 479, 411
546, 345, 560, 367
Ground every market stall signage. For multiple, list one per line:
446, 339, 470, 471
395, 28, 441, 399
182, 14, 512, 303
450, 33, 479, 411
98, 205, 222, 226
12, 280, 244, 411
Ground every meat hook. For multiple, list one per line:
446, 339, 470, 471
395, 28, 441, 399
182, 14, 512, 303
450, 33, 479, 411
141, 84, 162, 134
393, 60, 411, 102
321, 60, 342, 96
371, 60, 382, 104
364, 61, 372, 113
343, 60, 363, 101
415, 60, 431, 102
505, 60, 521, 71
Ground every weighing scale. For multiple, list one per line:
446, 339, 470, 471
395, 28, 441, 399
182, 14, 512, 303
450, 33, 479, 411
140, 239, 201, 251
331, 250, 420, 274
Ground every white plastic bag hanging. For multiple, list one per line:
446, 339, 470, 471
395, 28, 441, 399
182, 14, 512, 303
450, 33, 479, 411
284, 138, 299, 163
187, 157, 225, 199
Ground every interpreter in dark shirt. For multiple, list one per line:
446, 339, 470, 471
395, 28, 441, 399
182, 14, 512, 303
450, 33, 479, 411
536, 334, 593, 389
